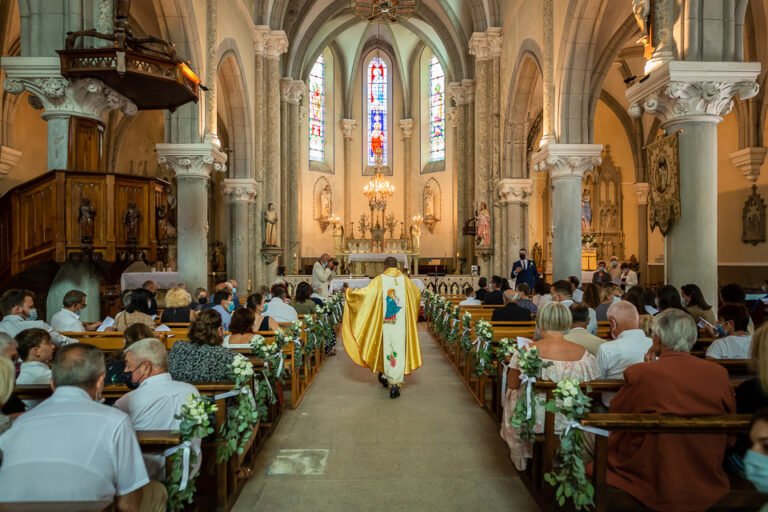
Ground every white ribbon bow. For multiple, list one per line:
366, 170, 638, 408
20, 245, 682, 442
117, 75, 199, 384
563, 420, 610, 438
451, 318, 458, 327
520, 375, 536, 419
261, 363, 274, 398
164, 440, 192, 491
500, 360, 511, 404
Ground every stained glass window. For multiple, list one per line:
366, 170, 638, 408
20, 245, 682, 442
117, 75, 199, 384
309, 55, 325, 162
367, 57, 387, 166
428, 56, 445, 161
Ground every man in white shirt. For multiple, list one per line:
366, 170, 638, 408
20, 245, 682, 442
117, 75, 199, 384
569, 276, 584, 303
50, 289, 102, 332
459, 286, 482, 306
211, 289, 234, 331
552, 280, 597, 335
706, 305, 752, 359
263, 286, 298, 322
312, 253, 336, 297
0, 289, 77, 346
596, 300, 653, 406
0, 343, 166, 510
15, 328, 55, 409
115, 338, 201, 480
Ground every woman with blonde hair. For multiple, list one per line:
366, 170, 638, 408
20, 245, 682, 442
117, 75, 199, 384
595, 285, 622, 322
0, 355, 16, 435
160, 286, 197, 323
500, 302, 600, 470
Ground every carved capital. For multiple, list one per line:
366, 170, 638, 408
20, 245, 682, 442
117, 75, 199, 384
222, 178, 258, 202
264, 31, 289, 58
280, 78, 305, 104
341, 118, 357, 139
399, 119, 414, 138
0, 145, 21, 176
498, 178, 533, 204
633, 182, 650, 205
155, 142, 228, 180
626, 61, 760, 124
469, 28, 502, 60
252, 25, 271, 54
532, 143, 603, 179
730, 147, 767, 183
448, 80, 474, 105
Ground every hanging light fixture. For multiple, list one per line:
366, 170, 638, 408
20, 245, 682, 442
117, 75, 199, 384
352, 0, 420, 23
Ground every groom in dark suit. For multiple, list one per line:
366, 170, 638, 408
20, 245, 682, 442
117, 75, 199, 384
511, 248, 540, 290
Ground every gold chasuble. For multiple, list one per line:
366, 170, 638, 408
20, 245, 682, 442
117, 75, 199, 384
342, 267, 422, 383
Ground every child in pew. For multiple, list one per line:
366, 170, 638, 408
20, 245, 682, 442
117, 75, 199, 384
706, 305, 753, 360
15, 328, 55, 409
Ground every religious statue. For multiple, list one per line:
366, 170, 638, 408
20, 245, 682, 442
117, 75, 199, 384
475, 202, 491, 247
264, 202, 279, 247
156, 204, 176, 241
211, 241, 226, 272
581, 189, 592, 232
743, 185, 767, 246
410, 223, 421, 253
320, 184, 332, 218
333, 223, 345, 252
123, 201, 141, 242
632, 0, 651, 48
78, 197, 96, 243
424, 185, 435, 218
532, 242, 543, 268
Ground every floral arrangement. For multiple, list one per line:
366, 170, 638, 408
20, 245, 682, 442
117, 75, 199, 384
166, 394, 217, 511
497, 337, 516, 360
543, 378, 597, 511
217, 354, 261, 464
460, 311, 473, 353
508, 345, 552, 441
472, 319, 495, 375
445, 305, 461, 347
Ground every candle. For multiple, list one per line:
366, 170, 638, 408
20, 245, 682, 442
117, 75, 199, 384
248, 279, 251, 290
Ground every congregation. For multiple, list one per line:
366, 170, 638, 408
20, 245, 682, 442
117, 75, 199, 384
0, 275, 337, 510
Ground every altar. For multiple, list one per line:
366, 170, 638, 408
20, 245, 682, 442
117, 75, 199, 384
330, 277, 425, 294
345, 252, 410, 275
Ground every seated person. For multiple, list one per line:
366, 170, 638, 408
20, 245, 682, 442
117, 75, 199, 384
623, 286, 654, 337
105, 323, 156, 384
458, 286, 482, 306
246, 293, 280, 332
291, 282, 318, 315
564, 303, 605, 356
532, 280, 552, 307
603, 308, 735, 511
482, 275, 505, 306
223, 308, 258, 348
721, 282, 755, 334
0, 344, 167, 509
596, 300, 653, 407
474, 277, 490, 302
15, 328, 55, 409
50, 290, 102, 332
143, 280, 159, 317
0, 355, 14, 435
569, 276, 583, 303
744, 408, 768, 493
114, 339, 201, 481
310, 284, 325, 307
514, 284, 538, 315
500, 302, 599, 470
114, 289, 156, 331
0, 289, 77, 346
553, 280, 597, 335
263, 286, 299, 323
192, 287, 209, 312
0, 333, 23, 416
160, 287, 197, 324
595, 285, 622, 322
491, 290, 531, 322
706, 304, 752, 359
681, 283, 716, 325
169, 309, 236, 383
211, 289, 234, 331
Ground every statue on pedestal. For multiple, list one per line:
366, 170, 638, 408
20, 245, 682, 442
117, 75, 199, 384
123, 201, 141, 243
581, 189, 592, 232
156, 204, 176, 241
78, 197, 96, 243
410, 223, 421, 253
264, 202, 279, 247
476, 202, 491, 247
320, 184, 332, 218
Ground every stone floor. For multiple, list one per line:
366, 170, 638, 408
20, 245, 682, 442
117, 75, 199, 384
232, 325, 539, 511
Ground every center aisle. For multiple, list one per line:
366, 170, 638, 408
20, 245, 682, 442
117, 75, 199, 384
232, 324, 538, 511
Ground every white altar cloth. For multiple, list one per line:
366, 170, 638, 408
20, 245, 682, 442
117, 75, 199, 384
346, 253, 410, 265
121, 272, 180, 291
330, 278, 425, 294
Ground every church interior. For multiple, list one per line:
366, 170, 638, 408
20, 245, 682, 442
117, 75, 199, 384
1, 0, 768, 510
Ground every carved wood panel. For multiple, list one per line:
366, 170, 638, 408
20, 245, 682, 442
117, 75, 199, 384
67, 178, 106, 246
20, 182, 55, 258
115, 180, 150, 246
67, 117, 104, 171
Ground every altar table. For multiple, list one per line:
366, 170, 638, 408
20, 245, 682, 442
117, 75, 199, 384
330, 278, 425, 294
346, 253, 410, 265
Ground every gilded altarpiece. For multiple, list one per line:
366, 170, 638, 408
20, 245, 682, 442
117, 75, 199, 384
583, 147, 625, 262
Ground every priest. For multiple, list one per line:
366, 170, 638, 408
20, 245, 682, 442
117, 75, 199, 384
342, 257, 422, 398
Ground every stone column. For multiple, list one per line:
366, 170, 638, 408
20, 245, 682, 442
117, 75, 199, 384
204, 0, 218, 141
498, 178, 533, 275
627, 61, 760, 304
400, 119, 414, 228
533, 144, 602, 281
341, 119, 357, 229
223, 179, 257, 287
633, 182, 650, 285
448, 81, 474, 264
251, 26, 270, 288
541, 0, 555, 145
156, 142, 227, 290
280, 78, 305, 266
2, 57, 136, 170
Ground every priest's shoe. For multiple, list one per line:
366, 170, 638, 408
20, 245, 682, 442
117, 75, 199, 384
390, 385, 400, 399
378, 372, 388, 388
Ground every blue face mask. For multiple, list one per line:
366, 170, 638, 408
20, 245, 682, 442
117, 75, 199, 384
744, 450, 768, 493
612, 296, 621, 304
681, 297, 688, 306
232, 287, 237, 295
227, 301, 235, 313
27, 309, 38, 321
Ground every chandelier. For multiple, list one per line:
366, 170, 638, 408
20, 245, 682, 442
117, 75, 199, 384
363, 170, 395, 211
352, 0, 420, 23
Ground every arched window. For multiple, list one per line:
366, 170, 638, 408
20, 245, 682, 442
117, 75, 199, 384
367, 56, 388, 166
308, 55, 325, 162
428, 56, 445, 162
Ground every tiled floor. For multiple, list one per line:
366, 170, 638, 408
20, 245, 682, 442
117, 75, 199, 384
232, 325, 539, 511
